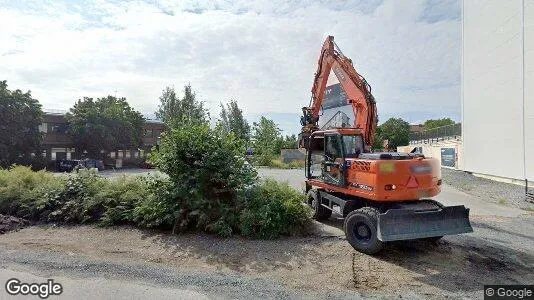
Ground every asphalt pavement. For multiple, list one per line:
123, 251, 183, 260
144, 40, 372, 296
258, 168, 527, 218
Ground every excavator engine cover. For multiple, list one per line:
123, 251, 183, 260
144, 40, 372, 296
376, 200, 473, 242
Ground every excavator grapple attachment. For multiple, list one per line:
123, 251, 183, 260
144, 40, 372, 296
376, 201, 473, 242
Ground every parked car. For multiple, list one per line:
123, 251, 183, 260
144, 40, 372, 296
139, 161, 154, 169
56, 159, 104, 172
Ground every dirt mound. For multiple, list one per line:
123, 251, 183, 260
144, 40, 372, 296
0, 214, 28, 234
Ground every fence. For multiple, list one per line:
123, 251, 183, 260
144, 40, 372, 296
409, 123, 461, 145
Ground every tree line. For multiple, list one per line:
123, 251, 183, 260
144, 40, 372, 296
155, 84, 298, 163
0, 81, 298, 168
373, 117, 456, 150
0, 79, 457, 168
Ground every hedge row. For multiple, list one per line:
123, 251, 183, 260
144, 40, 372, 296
0, 166, 311, 238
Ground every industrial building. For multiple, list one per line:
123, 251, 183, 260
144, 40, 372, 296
400, 0, 532, 187
462, 0, 532, 184
40, 110, 164, 167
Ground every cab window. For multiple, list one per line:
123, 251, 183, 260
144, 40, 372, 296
325, 135, 342, 160
343, 135, 364, 158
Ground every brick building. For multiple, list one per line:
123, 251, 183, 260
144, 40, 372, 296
40, 110, 164, 166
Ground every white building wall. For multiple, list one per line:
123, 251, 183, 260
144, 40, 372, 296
463, 0, 531, 181
398, 140, 463, 170
525, 1, 534, 181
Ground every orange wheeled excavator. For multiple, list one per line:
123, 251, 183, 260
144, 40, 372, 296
299, 36, 472, 254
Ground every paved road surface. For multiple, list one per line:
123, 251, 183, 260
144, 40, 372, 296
0, 268, 209, 300
258, 168, 526, 218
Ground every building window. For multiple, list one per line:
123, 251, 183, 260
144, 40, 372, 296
109, 152, 116, 158
145, 129, 153, 137
125, 151, 131, 159
39, 123, 48, 133
50, 123, 69, 134
51, 148, 67, 161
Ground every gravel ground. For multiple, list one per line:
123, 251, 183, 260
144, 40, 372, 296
0, 248, 358, 299
18, 168, 530, 298
441, 168, 534, 210
0, 214, 532, 300
0, 226, 425, 299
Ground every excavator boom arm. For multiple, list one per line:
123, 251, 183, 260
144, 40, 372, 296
302, 36, 377, 148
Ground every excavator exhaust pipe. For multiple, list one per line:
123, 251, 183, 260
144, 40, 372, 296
376, 201, 473, 242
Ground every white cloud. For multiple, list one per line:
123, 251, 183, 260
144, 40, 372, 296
0, 0, 460, 134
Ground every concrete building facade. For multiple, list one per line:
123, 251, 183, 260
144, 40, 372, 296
462, 0, 533, 183
399, 0, 532, 186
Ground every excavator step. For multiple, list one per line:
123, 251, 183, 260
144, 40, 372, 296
376, 202, 473, 242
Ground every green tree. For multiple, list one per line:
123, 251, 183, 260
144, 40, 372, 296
0, 80, 43, 168
218, 100, 250, 143
155, 84, 209, 129
66, 96, 145, 158
377, 117, 410, 150
372, 126, 385, 150
276, 134, 298, 150
423, 118, 455, 130
252, 116, 282, 156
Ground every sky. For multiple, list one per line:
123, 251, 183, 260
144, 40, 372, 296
0, 0, 461, 135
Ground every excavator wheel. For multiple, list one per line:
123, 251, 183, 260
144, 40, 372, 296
307, 190, 332, 221
344, 207, 384, 254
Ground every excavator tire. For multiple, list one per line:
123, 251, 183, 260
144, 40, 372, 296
307, 190, 332, 221
344, 207, 384, 255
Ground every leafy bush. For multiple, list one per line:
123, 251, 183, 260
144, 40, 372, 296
268, 158, 287, 169
132, 176, 179, 229
253, 156, 305, 169
150, 124, 257, 236
37, 170, 106, 223
254, 154, 277, 167
0, 167, 155, 226
89, 175, 153, 226
288, 160, 305, 169
0, 156, 312, 239
0, 165, 62, 216
240, 179, 311, 239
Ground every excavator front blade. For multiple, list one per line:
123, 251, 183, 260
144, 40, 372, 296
376, 201, 473, 242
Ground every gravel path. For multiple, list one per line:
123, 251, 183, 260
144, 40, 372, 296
0, 249, 345, 299
16, 168, 529, 299
0, 214, 533, 300
441, 168, 534, 210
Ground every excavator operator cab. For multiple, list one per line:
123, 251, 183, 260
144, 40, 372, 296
305, 129, 365, 186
